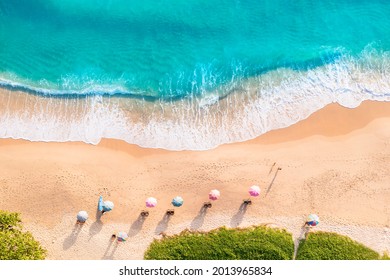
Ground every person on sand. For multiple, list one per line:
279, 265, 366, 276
141, 210, 149, 217
203, 202, 212, 208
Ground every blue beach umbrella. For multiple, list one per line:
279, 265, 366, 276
102, 201, 114, 212
171, 196, 184, 207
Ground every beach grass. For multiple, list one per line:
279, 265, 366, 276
144, 226, 294, 260
0, 210, 46, 260
296, 231, 380, 260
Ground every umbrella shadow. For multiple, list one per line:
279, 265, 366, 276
293, 226, 310, 259
89, 208, 103, 239
190, 205, 208, 231
268, 162, 276, 175
298, 225, 310, 240
128, 214, 146, 237
102, 235, 119, 260
265, 167, 282, 197
63, 223, 83, 250
155, 213, 172, 235
230, 202, 248, 228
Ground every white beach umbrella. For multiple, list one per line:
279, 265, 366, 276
77, 211, 89, 222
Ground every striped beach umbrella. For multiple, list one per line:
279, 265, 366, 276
307, 214, 320, 226
146, 197, 157, 208
248, 185, 261, 197
76, 211, 89, 223
209, 189, 220, 201
172, 196, 184, 207
117, 232, 128, 242
102, 201, 114, 212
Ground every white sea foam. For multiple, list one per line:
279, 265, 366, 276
0, 74, 133, 96
0, 49, 389, 150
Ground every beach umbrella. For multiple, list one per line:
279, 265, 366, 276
248, 185, 261, 197
209, 189, 220, 201
76, 211, 88, 223
146, 197, 157, 208
117, 231, 128, 242
102, 201, 114, 212
171, 196, 184, 207
307, 214, 320, 226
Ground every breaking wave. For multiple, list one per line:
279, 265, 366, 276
0, 49, 389, 150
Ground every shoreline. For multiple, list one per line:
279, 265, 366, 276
0, 100, 389, 259
1, 51, 390, 151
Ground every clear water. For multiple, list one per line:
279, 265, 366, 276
0, 0, 389, 149
1, 0, 389, 97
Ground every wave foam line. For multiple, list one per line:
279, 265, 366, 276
0, 49, 389, 150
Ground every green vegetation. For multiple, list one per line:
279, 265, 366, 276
296, 231, 380, 260
144, 226, 294, 260
381, 252, 390, 260
0, 210, 46, 260
146, 226, 388, 260
0, 211, 21, 231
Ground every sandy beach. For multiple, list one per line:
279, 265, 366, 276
0, 100, 389, 259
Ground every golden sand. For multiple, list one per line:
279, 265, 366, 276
0, 101, 389, 259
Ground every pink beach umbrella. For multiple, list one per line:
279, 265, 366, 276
145, 197, 157, 208
249, 185, 261, 197
209, 189, 220, 201
244, 185, 261, 205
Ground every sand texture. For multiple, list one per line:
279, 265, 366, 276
0, 101, 389, 259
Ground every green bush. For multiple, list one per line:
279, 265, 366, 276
144, 226, 294, 260
0, 210, 46, 260
296, 231, 380, 260
0, 211, 22, 231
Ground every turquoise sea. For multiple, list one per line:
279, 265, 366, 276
0, 0, 389, 149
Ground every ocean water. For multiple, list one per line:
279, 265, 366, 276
0, 0, 389, 150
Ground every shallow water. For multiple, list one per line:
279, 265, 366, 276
0, 1, 389, 149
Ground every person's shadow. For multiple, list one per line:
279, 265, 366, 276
155, 213, 172, 235
190, 205, 208, 230
128, 214, 146, 237
230, 202, 248, 228
89, 208, 103, 239
63, 223, 83, 250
